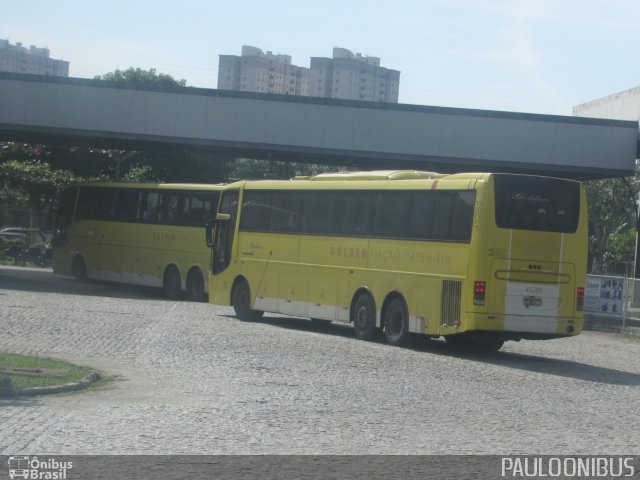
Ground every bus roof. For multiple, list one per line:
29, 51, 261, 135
292, 170, 444, 181
292, 170, 495, 182
69, 182, 225, 190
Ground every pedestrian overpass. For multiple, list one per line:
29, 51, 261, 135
0, 72, 637, 179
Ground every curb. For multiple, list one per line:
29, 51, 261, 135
1, 371, 101, 398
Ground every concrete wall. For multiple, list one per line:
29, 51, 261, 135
0, 73, 637, 179
574, 86, 640, 123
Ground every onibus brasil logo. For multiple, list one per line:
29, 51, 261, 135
7, 456, 73, 480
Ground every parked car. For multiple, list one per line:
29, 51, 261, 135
0, 228, 51, 267
0, 227, 48, 247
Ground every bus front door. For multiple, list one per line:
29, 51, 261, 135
212, 190, 239, 275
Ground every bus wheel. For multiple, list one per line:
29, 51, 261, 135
71, 256, 87, 282
186, 269, 206, 302
163, 266, 182, 300
232, 280, 264, 321
352, 293, 377, 340
383, 297, 409, 346
475, 334, 505, 352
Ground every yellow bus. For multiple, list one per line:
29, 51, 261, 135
52, 182, 222, 300
207, 170, 588, 351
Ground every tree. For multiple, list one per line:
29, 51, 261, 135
94, 67, 186, 87
0, 157, 76, 228
584, 163, 640, 274
228, 158, 339, 180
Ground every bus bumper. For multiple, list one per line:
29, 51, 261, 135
465, 312, 584, 338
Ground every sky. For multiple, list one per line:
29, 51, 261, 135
2, 0, 639, 116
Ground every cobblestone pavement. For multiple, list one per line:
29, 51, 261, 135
1, 266, 639, 454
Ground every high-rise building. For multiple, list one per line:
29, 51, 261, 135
217, 46, 401, 103
218, 45, 309, 96
0, 40, 69, 76
309, 47, 400, 103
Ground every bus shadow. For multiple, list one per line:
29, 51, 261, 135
252, 315, 640, 387
414, 338, 640, 386
0, 268, 165, 301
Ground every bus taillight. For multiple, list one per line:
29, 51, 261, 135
473, 281, 486, 306
576, 287, 584, 311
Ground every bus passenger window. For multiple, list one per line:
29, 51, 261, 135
335, 192, 372, 236
141, 191, 161, 223
164, 194, 180, 224
302, 191, 335, 234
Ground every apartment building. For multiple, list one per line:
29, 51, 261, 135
218, 45, 309, 96
0, 40, 69, 76
310, 47, 400, 103
218, 46, 400, 103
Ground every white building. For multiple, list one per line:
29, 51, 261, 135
218, 45, 309, 96
309, 47, 400, 103
573, 86, 640, 123
218, 46, 401, 103
0, 40, 69, 76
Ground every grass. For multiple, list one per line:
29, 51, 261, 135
0, 352, 94, 390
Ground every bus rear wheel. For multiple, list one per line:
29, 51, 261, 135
383, 297, 409, 346
352, 293, 377, 340
163, 265, 182, 300
186, 269, 206, 302
232, 280, 263, 321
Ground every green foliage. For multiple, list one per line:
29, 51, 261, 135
584, 165, 640, 274
94, 67, 186, 87
0, 352, 94, 391
228, 158, 339, 180
0, 159, 76, 212
122, 163, 158, 182
603, 227, 636, 267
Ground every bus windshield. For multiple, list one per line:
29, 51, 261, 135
494, 174, 580, 233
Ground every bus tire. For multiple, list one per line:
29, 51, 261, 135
163, 265, 182, 300
232, 279, 263, 321
71, 255, 87, 282
186, 269, 206, 302
383, 297, 409, 346
352, 293, 377, 341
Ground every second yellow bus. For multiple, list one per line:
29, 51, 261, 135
53, 182, 222, 300
207, 170, 588, 351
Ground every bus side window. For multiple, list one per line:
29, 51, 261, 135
188, 194, 208, 225
116, 190, 141, 222
374, 191, 411, 238
164, 194, 179, 224
336, 191, 372, 236
302, 191, 334, 234
449, 192, 475, 241
141, 191, 161, 223
269, 192, 302, 232
430, 193, 453, 240
241, 191, 272, 231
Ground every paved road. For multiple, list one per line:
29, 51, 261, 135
0, 266, 639, 454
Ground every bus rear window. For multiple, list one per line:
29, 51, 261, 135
494, 174, 580, 233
